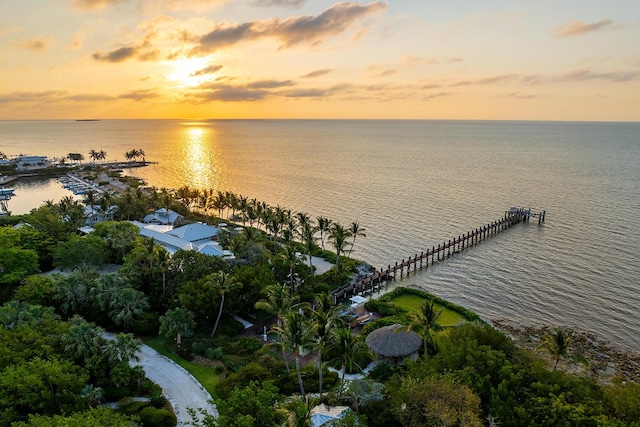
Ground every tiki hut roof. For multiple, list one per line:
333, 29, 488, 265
365, 324, 421, 358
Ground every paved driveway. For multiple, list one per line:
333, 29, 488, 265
105, 334, 218, 426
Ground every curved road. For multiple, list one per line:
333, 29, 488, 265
105, 334, 218, 426
133, 343, 219, 426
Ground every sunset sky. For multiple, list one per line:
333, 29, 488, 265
1, 1, 638, 121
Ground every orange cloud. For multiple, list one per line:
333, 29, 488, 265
195, 2, 387, 53
18, 35, 53, 52
301, 68, 333, 78
73, 0, 127, 10
552, 19, 614, 37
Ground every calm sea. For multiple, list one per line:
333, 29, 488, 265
2, 119, 639, 352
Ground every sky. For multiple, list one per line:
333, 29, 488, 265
0, 1, 639, 121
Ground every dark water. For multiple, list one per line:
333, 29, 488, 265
2, 119, 639, 351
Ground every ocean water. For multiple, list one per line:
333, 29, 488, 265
1, 119, 639, 352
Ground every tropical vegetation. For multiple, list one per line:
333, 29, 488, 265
0, 168, 638, 426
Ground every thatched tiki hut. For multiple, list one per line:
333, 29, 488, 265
365, 324, 421, 362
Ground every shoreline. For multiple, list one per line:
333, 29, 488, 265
492, 319, 640, 384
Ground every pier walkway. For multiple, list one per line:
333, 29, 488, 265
332, 207, 546, 304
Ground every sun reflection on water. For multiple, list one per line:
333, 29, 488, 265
178, 125, 225, 191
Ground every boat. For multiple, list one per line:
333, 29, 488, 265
0, 188, 15, 196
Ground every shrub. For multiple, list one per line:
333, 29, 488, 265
365, 299, 405, 316
216, 362, 273, 398
138, 406, 177, 427
132, 312, 159, 336
149, 393, 167, 409
118, 400, 149, 416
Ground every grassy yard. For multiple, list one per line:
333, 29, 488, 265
390, 294, 467, 326
144, 336, 220, 398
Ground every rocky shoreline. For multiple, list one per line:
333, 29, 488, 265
492, 319, 640, 385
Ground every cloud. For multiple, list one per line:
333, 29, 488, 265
0, 90, 67, 104
251, 0, 306, 7
0, 90, 116, 104
402, 55, 463, 67
284, 88, 328, 97
73, 0, 128, 10
196, 2, 387, 53
92, 46, 138, 62
559, 69, 640, 82
118, 89, 161, 100
423, 92, 452, 100
18, 35, 53, 52
92, 45, 159, 62
191, 64, 224, 76
522, 69, 640, 85
301, 68, 333, 78
67, 32, 86, 49
247, 79, 294, 88
449, 74, 517, 87
498, 92, 539, 99
68, 94, 115, 102
365, 64, 396, 77
552, 19, 614, 37
189, 83, 269, 101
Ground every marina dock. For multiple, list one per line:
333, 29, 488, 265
332, 207, 546, 304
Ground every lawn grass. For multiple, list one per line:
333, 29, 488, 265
144, 336, 220, 399
390, 294, 466, 327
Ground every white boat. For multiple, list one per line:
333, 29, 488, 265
0, 188, 15, 196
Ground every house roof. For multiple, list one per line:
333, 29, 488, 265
142, 208, 183, 225
365, 324, 421, 358
310, 404, 351, 427
166, 222, 219, 242
132, 221, 232, 258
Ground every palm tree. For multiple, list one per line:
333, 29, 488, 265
278, 395, 317, 427
255, 282, 301, 375
331, 326, 372, 394
209, 271, 241, 338
536, 328, 572, 370
98, 150, 107, 162
316, 216, 332, 251
311, 293, 337, 397
329, 223, 352, 274
62, 315, 105, 362
105, 332, 141, 364
159, 307, 196, 346
91, 273, 127, 313
272, 311, 313, 398
347, 221, 366, 258
109, 287, 149, 330
403, 298, 443, 356
89, 149, 100, 163
276, 246, 302, 291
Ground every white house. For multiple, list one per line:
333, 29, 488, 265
15, 155, 50, 170
165, 222, 219, 242
83, 205, 118, 226
132, 220, 234, 260
142, 208, 184, 226
310, 404, 353, 427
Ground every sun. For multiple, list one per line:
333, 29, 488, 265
165, 57, 213, 87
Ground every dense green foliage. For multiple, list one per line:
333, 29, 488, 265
1, 185, 638, 427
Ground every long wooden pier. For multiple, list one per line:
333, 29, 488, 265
332, 207, 546, 304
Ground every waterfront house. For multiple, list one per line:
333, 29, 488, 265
165, 222, 219, 243
15, 155, 50, 170
131, 220, 234, 260
83, 205, 118, 226
142, 208, 184, 226
310, 404, 353, 427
